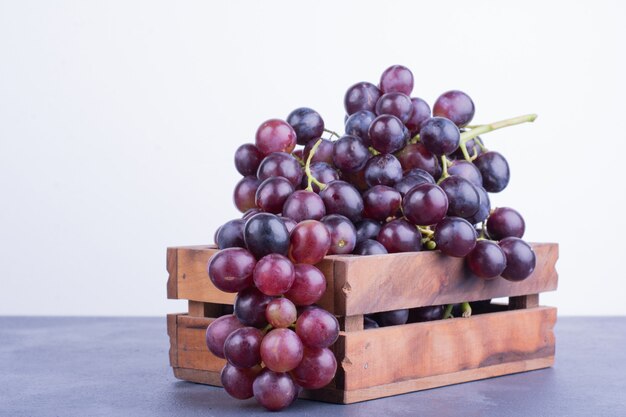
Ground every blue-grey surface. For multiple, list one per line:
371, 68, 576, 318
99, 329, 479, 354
0, 317, 624, 417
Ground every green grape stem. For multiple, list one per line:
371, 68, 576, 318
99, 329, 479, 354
461, 301, 472, 318
323, 128, 340, 139
443, 304, 454, 319
304, 138, 327, 192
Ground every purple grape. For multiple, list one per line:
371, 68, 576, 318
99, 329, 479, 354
234, 144, 263, 177
243, 212, 290, 258
354, 239, 388, 255
379, 65, 414, 95
255, 176, 294, 214
369, 115, 408, 154
253, 370, 298, 411
364, 154, 403, 187
260, 328, 304, 372
409, 306, 444, 322
216, 219, 245, 249
207, 247, 256, 293
205, 315, 245, 358
223, 326, 264, 368
332, 135, 370, 172
420, 117, 461, 156
395, 143, 441, 179
377, 219, 422, 253
220, 363, 261, 400
303, 138, 334, 165
364, 316, 380, 329
373, 309, 409, 327
487, 207, 526, 240
296, 307, 339, 349
499, 237, 536, 281
393, 174, 432, 196
253, 254, 295, 296
466, 240, 507, 279
302, 162, 340, 193
402, 183, 448, 226
233, 176, 261, 213
319, 180, 364, 222
448, 160, 483, 187
255, 119, 297, 155
375, 92, 413, 123
345, 110, 376, 146
355, 219, 382, 244
473, 151, 510, 192
344, 82, 382, 115
451, 136, 484, 160
234, 287, 274, 328
282, 190, 326, 222
287, 107, 324, 145
434, 217, 477, 257
257, 152, 303, 187
405, 97, 431, 136
433, 90, 475, 128
439, 176, 480, 219
321, 214, 357, 255
363, 185, 402, 221
291, 347, 337, 389
265, 298, 297, 328
465, 186, 491, 225
285, 264, 327, 306
288, 220, 331, 265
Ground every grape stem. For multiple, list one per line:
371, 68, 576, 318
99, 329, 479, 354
262, 324, 273, 334
438, 156, 449, 183
304, 139, 327, 192
323, 128, 340, 139
443, 304, 454, 319
458, 113, 538, 162
409, 134, 420, 144
418, 226, 434, 236
461, 301, 472, 318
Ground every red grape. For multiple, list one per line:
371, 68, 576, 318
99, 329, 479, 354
234, 287, 274, 328
375, 92, 413, 123
405, 97, 431, 136
223, 326, 264, 368
363, 185, 402, 221
487, 207, 526, 240
466, 240, 507, 279
499, 237, 536, 281
287, 107, 324, 145
439, 176, 480, 219
433, 90, 475, 128
420, 117, 461, 156
220, 363, 261, 399
260, 328, 304, 372
369, 114, 408, 154
303, 138, 334, 165
253, 254, 295, 296
344, 82, 381, 115
255, 176, 294, 214
234, 144, 263, 177
256, 152, 303, 187
233, 176, 261, 213
345, 110, 376, 146
265, 298, 297, 328
448, 160, 483, 187
291, 347, 337, 389
395, 143, 442, 179
321, 214, 357, 255
282, 190, 326, 222
255, 119, 297, 155
319, 180, 364, 222
215, 219, 246, 249
295, 307, 339, 348
252, 370, 298, 411
402, 183, 448, 226
379, 64, 413, 95
205, 314, 244, 358
207, 248, 256, 293
332, 135, 370, 172
288, 220, 331, 264
364, 154, 403, 187
377, 219, 422, 253
434, 216, 477, 257
285, 264, 327, 306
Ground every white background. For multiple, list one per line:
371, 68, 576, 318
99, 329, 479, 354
1, 1, 624, 316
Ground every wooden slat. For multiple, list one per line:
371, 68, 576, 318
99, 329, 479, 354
166, 314, 180, 367
177, 315, 226, 371
336, 243, 558, 315
509, 294, 540, 310
339, 315, 364, 332
166, 248, 178, 299
340, 306, 556, 391
187, 301, 224, 318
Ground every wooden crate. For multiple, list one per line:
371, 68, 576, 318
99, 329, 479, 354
167, 243, 559, 404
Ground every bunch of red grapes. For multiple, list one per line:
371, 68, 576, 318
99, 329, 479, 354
207, 64, 537, 411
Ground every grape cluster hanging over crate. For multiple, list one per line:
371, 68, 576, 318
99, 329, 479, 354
194, 65, 546, 411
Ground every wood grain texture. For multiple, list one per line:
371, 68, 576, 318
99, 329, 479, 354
339, 306, 556, 391
336, 243, 558, 315
176, 315, 226, 372
166, 248, 178, 299
166, 314, 179, 368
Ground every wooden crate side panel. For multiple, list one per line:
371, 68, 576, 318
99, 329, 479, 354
166, 248, 178, 299
177, 315, 226, 372
338, 243, 558, 315
340, 306, 556, 391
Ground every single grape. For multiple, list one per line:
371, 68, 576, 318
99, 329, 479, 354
255, 119, 297, 155
234, 287, 274, 328
282, 190, 326, 222
405, 97, 431, 136
433, 90, 475, 128
289, 220, 331, 265
373, 309, 409, 327
319, 180, 364, 222
420, 117, 461, 156
375, 92, 413, 123
216, 219, 246, 249
465, 186, 491, 225
355, 219, 382, 244
402, 183, 448, 226
265, 298, 297, 329
354, 239, 388, 255
260, 328, 304, 372
363, 185, 402, 221
466, 240, 507, 279
439, 176, 480, 219
243, 212, 290, 258
255, 176, 294, 214
252, 370, 298, 412
345, 110, 376, 146
379, 64, 414, 95
487, 207, 526, 240
220, 363, 261, 400
302, 138, 334, 165
223, 326, 264, 368
434, 217, 477, 257
363, 316, 380, 329
296, 307, 339, 348
300, 161, 340, 193
344, 82, 382, 115
473, 151, 510, 192
395, 143, 442, 179
377, 219, 422, 253
285, 264, 327, 306
499, 237, 536, 281
364, 154, 403, 187
234, 143, 263, 177
287, 107, 324, 145
291, 347, 337, 389
408, 306, 444, 322
205, 314, 245, 358
207, 248, 256, 293
369, 115, 408, 154
257, 152, 303, 187
253, 254, 295, 296
448, 160, 483, 187
233, 176, 261, 213
321, 214, 357, 255
394, 174, 432, 196
332, 135, 370, 172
